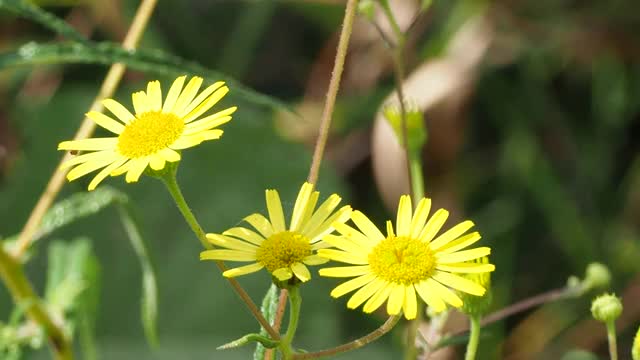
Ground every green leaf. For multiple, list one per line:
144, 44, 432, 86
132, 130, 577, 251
44, 238, 93, 312
0, 0, 87, 43
34, 186, 127, 245
117, 204, 158, 347
76, 249, 100, 360
0, 41, 292, 112
218, 333, 279, 350
253, 284, 279, 360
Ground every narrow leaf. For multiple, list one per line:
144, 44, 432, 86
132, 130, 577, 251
0, 41, 292, 112
253, 284, 278, 360
0, 0, 87, 43
117, 204, 158, 347
218, 333, 279, 350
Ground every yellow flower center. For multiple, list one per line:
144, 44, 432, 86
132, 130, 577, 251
256, 231, 312, 272
117, 111, 184, 158
369, 236, 435, 285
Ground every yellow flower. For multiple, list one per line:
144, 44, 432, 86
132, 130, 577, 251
200, 182, 352, 283
318, 195, 495, 320
58, 76, 236, 190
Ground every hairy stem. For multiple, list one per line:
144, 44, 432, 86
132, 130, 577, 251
13, 0, 159, 258
293, 315, 401, 359
0, 246, 72, 359
607, 321, 618, 360
159, 170, 279, 341
280, 286, 302, 359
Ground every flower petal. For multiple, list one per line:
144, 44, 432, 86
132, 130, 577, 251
436, 247, 491, 264
66, 157, 117, 181
265, 189, 286, 232
319, 265, 371, 278
403, 285, 418, 319
303, 255, 328, 265
223, 227, 265, 246
162, 75, 186, 113
58, 138, 118, 151
425, 278, 463, 307
146, 80, 162, 111
183, 85, 229, 122
396, 195, 412, 237
432, 271, 486, 296
174, 77, 203, 115
301, 194, 341, 235
430, 220, 475, 250
87, 111, 125, 134
317, 249, 368, 265
290, 182, 314, 232
60, 150, 116, 170
418, 209, 449, 243
206, 233, 259, 252
273, 267, 293, 281
222, 263, 264, 278
158, 148, 181, 162
437, 232, 482, 254
200, 249, 256, 262
102, 99, 135, 124
125, 157, 149, 183
386, 284, 405, 316
244, 213, 274, 238
410, 198, 431, 238
149, 154, 165, 170
348, 278, 386, 310
415, 281, 447, 312
330, 273, 376, 298
87, 157, 127, 191
436, 263, 495, 274
291, 262, 311, 282
131, 91, 150, 115
363, 282, 393, 313
351, 211, 385, 243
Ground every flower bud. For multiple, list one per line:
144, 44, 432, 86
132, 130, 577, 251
383, 101, 427, 151
591, 293, 622, 323
357, 0, 376, 21
460, 257, 493, 317
583, 262, 611, 291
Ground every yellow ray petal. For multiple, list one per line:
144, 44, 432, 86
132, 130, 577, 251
200, 249, 256, 262
66, 157, 116, 181
102, 99, 135, 124
244, 213, 274, 238
184, 86, 229, 123
158, 148, 181, 162
131, 91, 150, 115
265, 189, 286, 232
363, 282, 393, 313
149, 154, 165, 170
125, 157, 149, 183
322, 235, 368, 254
436, 263, 495, 274
173, 77, 204, 115
87, 157, 127, 191
206, 233, 259, 252
410, 198, 431, 238
273, 267, 293, 281
291, 262, 311, 282
415, 281, 447, 312
403, 285, 418, 319
386, 220, 395, 238
330, 273, 376, 298
223, 227, 265, 246
290, 182, 313, 232
351, 211, 385, 243
60, 150, 116, 170
437, 232, 482, 254
58, 138, 118, 151
317, 249, 368, 265
146, 80, 162, 111
426, 278, 463, 307
222, 263, 264, 278
333, 222, 374, 249
348, 278, 386, 309
87, 111, 125, 134
162, 75, 186, 113
396, 195, 412, 237
301, 194, 341, 235
306, 205, 352, 242
418, 209, 449, 243
386, 284, 405, 316
319, 265, 371, 278
429, 220, 475, 250
300, 191, 319, 227
432, 271, 485, 296
302, 255, 328, 266
436, 247, 491, 264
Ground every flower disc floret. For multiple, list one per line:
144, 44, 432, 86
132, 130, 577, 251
369, 236, 435, 285
117, 111, 184, 158
257, 231, 312, 273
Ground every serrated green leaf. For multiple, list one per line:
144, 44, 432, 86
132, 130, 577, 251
0, 0, 87, 43
117, 204, 158, 348
34, 186, 127, 245
0, 41, 292, 112
253, 284, 278, 360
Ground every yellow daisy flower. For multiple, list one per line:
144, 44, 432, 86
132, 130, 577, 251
58, 76, 236, 190
200, 182, 352, 283
318, 195, 495, 320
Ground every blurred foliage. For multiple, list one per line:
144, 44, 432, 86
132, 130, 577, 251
0, 0, 639, 359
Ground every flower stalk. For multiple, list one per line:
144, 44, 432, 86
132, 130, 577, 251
280, 286, 302, 359
464, 315, 481, 360
158, 165, 279, 341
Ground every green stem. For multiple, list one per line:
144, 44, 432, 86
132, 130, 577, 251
292, 315, 401, 359
0, 246, 72, 360
606, 321, 618, 360
280, 286, 302, 359
464, 316, 481, 360
409, 150, 425, 200
158, 167, 280, 341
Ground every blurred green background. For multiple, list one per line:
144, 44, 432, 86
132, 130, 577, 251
1, 0, 640, 359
